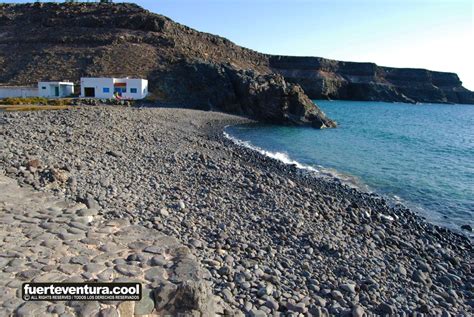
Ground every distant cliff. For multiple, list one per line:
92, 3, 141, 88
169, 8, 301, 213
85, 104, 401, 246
269, 56, 474, 104
0, 3, 335, 128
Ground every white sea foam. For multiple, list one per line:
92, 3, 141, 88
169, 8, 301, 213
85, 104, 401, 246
223, 129, 318, 172
223, 127, 370, 191
223, 127, 474, 237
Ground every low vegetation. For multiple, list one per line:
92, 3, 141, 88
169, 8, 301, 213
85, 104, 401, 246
0, 105, 72, 112
0, 97, 75, 106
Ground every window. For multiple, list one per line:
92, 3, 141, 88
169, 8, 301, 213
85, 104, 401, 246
42, 86, 46, 90
130, 88, 137, 94
103, 87, 110, 93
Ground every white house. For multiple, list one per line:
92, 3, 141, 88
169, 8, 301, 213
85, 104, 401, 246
0, 86, 38, 98
38, 81, 74, 98
80, 77, 148, 100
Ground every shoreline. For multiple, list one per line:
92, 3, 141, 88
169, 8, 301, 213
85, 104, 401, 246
1, 106, 472, 316
215, 123, 471, 248
222, 123, 473, 242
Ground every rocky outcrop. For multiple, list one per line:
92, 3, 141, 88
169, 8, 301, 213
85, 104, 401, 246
0, 2, 335, 127
269, 56, 474, 104
155, 60, 335, 127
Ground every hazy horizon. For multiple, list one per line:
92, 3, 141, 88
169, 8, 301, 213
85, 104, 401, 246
2, 0, 473, 90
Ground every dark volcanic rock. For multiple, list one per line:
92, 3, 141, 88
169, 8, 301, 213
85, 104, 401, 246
1, 107, 472, 315
0, 2, 334, 128
269, 56, 474, 104
223, 67, 336, 128
152, 60, 335, 127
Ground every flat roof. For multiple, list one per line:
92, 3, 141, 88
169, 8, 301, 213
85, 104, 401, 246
80, 77, 147, 80
38, 81, 74, 85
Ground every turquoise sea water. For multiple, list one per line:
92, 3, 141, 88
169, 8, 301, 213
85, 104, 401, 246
226, 100, 474, 236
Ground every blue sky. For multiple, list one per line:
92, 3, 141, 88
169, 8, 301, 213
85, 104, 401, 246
4, 0, 474, 89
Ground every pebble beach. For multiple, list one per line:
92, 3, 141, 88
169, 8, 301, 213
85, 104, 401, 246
0, 106, 472, 316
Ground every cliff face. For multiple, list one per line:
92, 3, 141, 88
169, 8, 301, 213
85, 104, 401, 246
0, 3, 335, 128
269, 56, 474, 104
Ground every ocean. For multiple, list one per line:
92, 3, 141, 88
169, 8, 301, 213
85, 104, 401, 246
225, 100, 474, 237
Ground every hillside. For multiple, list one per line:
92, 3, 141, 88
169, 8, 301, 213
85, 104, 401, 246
0, 2, 335, 128
270, 56, 474, 104
0, 1, 472, 131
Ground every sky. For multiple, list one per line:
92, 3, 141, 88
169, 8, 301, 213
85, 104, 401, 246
4, 0, 474, 89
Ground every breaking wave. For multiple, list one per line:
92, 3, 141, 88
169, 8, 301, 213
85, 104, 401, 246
223, 127, 370, 191
224, 129, 318, 172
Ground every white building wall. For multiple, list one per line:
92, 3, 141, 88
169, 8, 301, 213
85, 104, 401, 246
118, 78, 148, 100
38, 82, 74, 98
0, 87, 38, 98
81, 78, 114, 99
80, 77, 148, 100
38, 83, 50, 98
61, 84, 74, 97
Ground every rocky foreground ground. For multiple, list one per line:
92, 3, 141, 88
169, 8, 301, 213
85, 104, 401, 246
0, 107, 472, 316
0, 175, 226, 316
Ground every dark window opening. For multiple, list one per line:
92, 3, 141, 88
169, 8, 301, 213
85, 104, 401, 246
84, 87, 95, 97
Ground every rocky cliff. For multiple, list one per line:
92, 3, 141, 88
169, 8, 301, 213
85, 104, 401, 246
269, 56, 474, 104
0, 2, 335, 128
